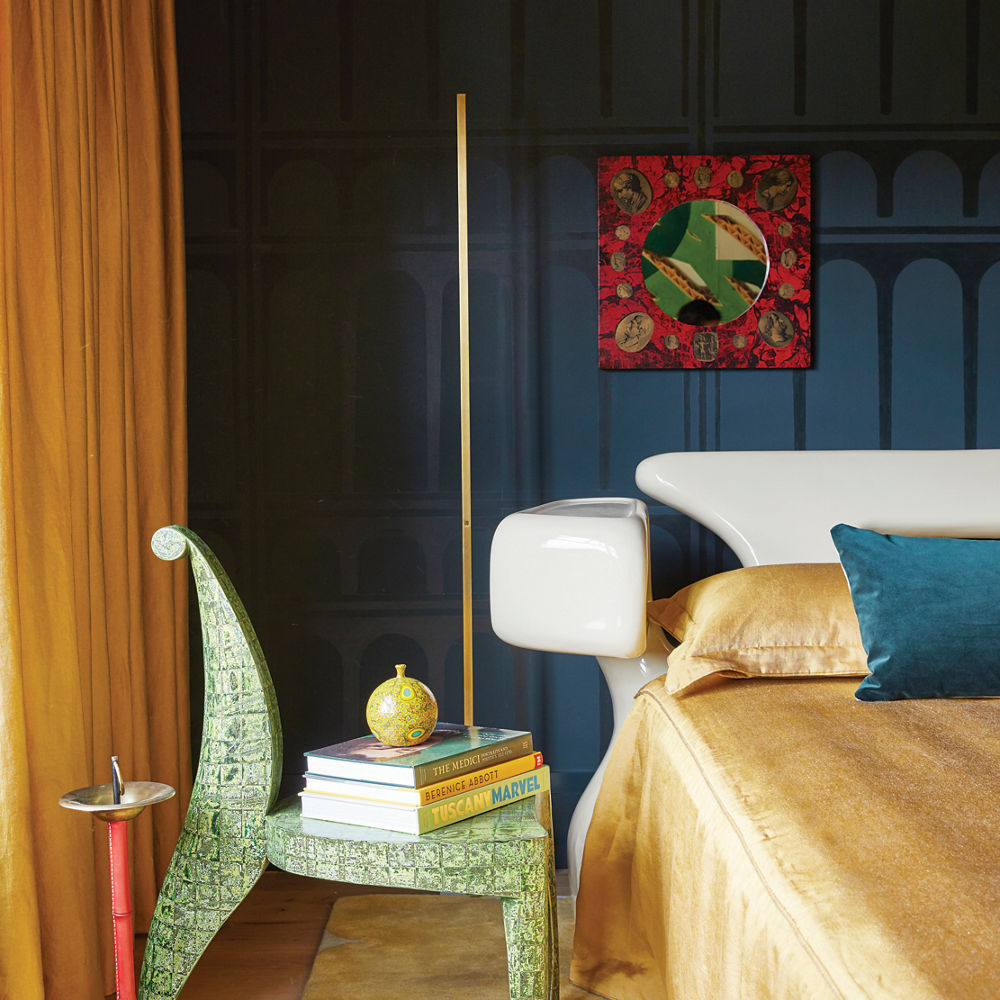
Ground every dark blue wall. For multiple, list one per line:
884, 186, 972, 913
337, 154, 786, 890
177, 0, 1000, 862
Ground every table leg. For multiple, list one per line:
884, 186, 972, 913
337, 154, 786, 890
501, 789, 559, 1000
501, 873, 559, 1000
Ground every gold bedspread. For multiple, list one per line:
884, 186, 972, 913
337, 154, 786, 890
571, 675, 1000, 1000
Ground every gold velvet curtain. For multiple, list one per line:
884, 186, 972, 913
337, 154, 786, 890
0, 1, 190, 996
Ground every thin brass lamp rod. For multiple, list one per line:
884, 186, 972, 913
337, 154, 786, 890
456, 93, 474, 726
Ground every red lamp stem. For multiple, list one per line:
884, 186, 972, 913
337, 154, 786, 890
107, 819, 136, 1000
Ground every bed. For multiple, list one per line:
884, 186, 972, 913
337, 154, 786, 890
491, 449, 1000, 1000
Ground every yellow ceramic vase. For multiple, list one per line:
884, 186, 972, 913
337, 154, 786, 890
365, 664, 438, 747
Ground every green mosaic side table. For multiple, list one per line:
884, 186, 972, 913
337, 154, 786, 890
138, 526, 558, 1000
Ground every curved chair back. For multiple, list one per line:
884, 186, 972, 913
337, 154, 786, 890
138, 526, 282, 1000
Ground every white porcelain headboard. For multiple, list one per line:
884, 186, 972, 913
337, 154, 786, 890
636, 449, 1000, 566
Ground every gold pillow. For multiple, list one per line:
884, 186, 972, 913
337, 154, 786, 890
648, 563, 868, 695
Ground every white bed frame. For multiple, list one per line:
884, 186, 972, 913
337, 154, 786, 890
490, 449, 1000, 896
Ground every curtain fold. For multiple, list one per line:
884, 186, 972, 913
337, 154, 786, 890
0, 1, 190, 996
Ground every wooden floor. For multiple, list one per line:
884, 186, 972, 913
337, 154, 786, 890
131, 867, 571, 1000
132, 869, 372, 1000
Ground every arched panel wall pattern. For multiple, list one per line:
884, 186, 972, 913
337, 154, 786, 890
538, 155, 596, 235
186, 269, 237, 505
264, 265, 344, 494
182, 160, 233, 236
979, 154, 1000, 221
441, 270, 513, 495
978, 262, 1000, 448
893, 152, 964, 225
265, 159, 340, 235
816, 152, 877, 227
354, 270, 428, 491
806, 261, 879, 449
538, 263, 599, 498
468, 157, 514, 233
892, 261, 965, 449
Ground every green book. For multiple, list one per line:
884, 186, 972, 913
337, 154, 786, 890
299, 766, 550, 834
303, 723, 533, 788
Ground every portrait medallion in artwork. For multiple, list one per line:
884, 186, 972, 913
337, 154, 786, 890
598, 154, 811, 370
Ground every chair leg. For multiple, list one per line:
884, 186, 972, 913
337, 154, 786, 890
501, 856, 559, 1000
137, 808, 269, 1000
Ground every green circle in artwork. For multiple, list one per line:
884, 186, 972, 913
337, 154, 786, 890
641, 199, 769, 327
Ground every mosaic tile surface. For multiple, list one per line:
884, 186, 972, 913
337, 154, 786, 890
139, 526, 557, 1000
267, 795, 558, 999
139, 527, 283, 1000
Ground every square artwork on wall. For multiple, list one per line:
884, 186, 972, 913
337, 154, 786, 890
598, 154, 811, 370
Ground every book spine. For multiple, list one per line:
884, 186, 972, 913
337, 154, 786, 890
416, 751, 543, 805
415, 766, 550, 833
412, 732, 534, 786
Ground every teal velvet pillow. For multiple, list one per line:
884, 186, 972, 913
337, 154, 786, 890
830, 524, 1000, 701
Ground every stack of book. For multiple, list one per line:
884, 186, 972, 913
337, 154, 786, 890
299, 722, 548, 834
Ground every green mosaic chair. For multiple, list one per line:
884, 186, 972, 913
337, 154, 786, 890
138, 525, 558, 1000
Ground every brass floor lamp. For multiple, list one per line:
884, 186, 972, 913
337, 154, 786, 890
457, 93, 474, 726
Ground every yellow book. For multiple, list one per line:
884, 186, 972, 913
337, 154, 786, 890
302, 752, 543, 806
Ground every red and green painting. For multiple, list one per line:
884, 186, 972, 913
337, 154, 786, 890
598, 154, 811, 369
